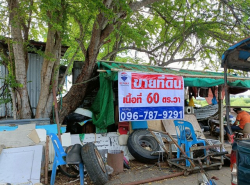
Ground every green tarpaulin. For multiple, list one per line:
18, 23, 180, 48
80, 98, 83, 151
98, 61, 250, 88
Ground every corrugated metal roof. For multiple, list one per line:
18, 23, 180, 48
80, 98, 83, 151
0, 39, 68, 56
27, 53, 44, 115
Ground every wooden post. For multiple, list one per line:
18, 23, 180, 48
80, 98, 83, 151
224, 63, 232, 135
45, 135, 50, 184
52, 81, 62, 142
218, 85, 224, 165
218, 85, 224, 144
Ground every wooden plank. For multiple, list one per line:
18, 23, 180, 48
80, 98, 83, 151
162, 120, 176, 135
162, 114, 205, 139
147, 120, 164, 131
129, 121, 133, 133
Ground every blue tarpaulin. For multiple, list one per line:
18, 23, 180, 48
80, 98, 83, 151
0, 124, 66, 134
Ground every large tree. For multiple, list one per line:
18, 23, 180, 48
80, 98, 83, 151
58, 0, 162, 123
7, 0, 33, 119
1, 0, 250, 122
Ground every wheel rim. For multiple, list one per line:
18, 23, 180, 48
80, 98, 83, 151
94, 148, 106, 173
137, 136, 158, 151
139, 139, 153, 151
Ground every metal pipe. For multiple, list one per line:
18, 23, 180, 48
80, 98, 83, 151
148, 128, 196, 167
121, 172, 184, 185
148, 130, 169, 153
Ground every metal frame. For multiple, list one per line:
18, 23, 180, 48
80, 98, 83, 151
167, 144, 225, 174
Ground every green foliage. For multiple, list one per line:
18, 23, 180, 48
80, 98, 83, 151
193, 98, 209, 107
1, 0, 250, 110
230, 97, 250, 111
243, 98, 250, 104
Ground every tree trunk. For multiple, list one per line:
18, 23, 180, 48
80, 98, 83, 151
44, 46, 61, 119
8, 0, 32, 119
58, 0, 161, 123
35, 25, 61, 118
59, 19, 103, 123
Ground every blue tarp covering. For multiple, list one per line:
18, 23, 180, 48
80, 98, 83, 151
222, 37, 250, 60
0, 124, 66, 134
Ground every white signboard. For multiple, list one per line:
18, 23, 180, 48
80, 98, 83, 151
118, 72, 184, 121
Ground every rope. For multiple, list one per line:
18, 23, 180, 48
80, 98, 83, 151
73, 75, 99, 86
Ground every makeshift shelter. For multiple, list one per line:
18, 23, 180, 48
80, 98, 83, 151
91, 61, 250, 133
221, 37, 250, 137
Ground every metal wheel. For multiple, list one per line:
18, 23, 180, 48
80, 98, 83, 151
94, 148, 106, 173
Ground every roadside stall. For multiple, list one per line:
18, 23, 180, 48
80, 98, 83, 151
91, 61, 250, 173
94, 60, 250, 135
222, 37, 250, 140
221, 36, 250, 185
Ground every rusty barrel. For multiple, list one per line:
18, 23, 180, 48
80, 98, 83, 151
107, 150, 124, 174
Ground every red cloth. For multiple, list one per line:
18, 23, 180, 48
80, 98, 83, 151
205, 87, 225, 104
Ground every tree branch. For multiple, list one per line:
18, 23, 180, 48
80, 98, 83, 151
101, 46, 157, 60
193, 45, 221, 57
161, 58, 196, 66
75, 16, 92, 58
130, 0, 161, 11
59, 46, 80, 88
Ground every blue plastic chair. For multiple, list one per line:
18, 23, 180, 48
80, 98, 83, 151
173, 120, 206, 167
49, 133, 84, 185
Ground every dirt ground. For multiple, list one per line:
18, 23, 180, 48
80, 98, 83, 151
42, 160, 178, 185
43, 158, 230, 185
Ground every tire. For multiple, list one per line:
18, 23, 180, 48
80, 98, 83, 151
127, 130, 160, 163
81, 143, 108, 185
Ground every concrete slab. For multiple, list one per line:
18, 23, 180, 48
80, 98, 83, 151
0, 145, 43, 184
0, 124, 36, 147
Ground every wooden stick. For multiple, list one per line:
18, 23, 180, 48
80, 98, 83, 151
148, 128, 195, 167
52, 81, 61, 142
45, 135, 50, 184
